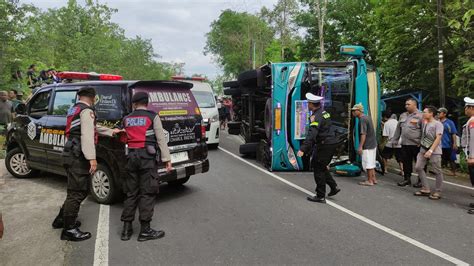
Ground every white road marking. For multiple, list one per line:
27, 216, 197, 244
218, 147, 469, 266
391, 167, 473, 191
93, 204, 109, 266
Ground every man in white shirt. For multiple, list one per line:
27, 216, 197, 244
381, 112, 403, 175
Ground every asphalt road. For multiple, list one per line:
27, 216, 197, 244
1, 131, 473, 265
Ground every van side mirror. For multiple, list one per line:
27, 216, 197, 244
15, 103, 26, 115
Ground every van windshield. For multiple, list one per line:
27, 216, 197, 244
192, 91, 215, 108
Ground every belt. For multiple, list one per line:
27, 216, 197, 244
128, 148, 145, 152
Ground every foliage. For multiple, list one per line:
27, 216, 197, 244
204, 10, 274, 77
0, 0, 181, 92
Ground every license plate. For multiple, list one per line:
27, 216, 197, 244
171, 151, 189, 164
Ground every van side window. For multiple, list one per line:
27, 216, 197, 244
94, 85, 122, 121
29, 91, 51, 118
52, 91, 77, 115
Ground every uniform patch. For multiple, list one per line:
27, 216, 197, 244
323, 112, 331, 119
125, 117, 147, 127
67, 107, 78, 116
27, 122, 36, 140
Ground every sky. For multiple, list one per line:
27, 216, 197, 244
24, 0, 279, 79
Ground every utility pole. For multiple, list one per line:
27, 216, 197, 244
437, 0, 446, 107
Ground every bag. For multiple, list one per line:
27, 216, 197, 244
420, 124, 434, 150
145, 145, 161, 163
62, 140, 74, 167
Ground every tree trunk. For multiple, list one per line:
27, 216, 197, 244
315, 0, 327, 61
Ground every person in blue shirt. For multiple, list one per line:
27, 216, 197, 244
438, 108, 458, 176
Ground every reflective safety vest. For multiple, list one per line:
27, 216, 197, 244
65, 102, 98, 144
123, 109, 157, 149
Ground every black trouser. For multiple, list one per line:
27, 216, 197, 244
312, 143, 338, 198
62, 156, 90, 227
401, 145, 421, 183
121, 149, 159, 223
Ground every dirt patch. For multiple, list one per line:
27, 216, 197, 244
0, 160, 69, 266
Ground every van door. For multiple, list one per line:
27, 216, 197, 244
21, 89, 52, 169
44, 88, 78, 174
131, 82, 203, 165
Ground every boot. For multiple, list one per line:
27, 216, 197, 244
137, 221, 165, 242
306, 196, 326, 203
397, 179, 411, 187
328, 187, 341, 197
121, 221, 133, 241
52, 208, 81, 229
60, 216, 91, 241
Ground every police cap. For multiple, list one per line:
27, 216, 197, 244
464, 97, 474, 107
132, 92, 149, 104
305, 93, 324, 103
77, 86, 96, 97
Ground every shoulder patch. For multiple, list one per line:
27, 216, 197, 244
67, 107, 78, 116
469, 121, 474, 129
310, 115, 315, 123
323, 112, 331, 119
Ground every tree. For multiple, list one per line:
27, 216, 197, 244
0, 0, 179, 91
260, 0, 300, 61
445, 0, 473, 97
204, 10, 274, 77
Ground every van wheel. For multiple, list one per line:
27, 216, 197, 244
90, 163, 119, 204
168, 176, 190, 187
5, 148, 38, 178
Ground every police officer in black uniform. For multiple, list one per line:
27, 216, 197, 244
52, 87, 119, 241
120, 92, 172, 241
297, 93, 341, 203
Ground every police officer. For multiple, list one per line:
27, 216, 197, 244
392, 98, 423, 187
297, 93, 341, 203
52, 86, 120, 241
461, 97, 474, 214
120, 92, 172, 241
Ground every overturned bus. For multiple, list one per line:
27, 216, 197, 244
223, 45, 382, 172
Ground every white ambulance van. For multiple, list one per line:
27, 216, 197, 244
172, 76, 220, 148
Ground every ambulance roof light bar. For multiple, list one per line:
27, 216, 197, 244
57, 71, 123, 81
171, 76, 206, 81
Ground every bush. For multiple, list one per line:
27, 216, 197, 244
459, 152, 468, 174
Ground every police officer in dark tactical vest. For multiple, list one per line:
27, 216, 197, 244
52, 87, 120, 241
297, 93, 341, 203
120, 92, 172, 241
